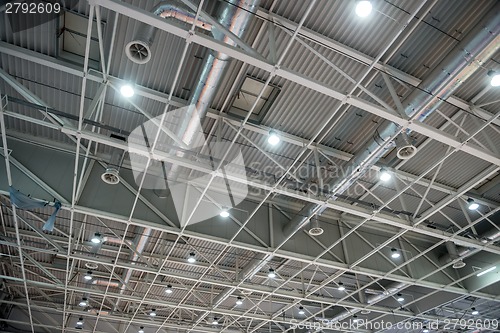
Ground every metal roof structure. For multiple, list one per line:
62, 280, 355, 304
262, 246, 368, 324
0, 0, 499, 333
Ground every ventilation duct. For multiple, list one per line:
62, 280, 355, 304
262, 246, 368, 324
395, 133, 417, 160
325, 282, 406, 323
439, 226, 500, 268
123, 0, 261, 316
308, 215, 324, 236
125, 0, 212, 64
283, 5, 500, 238
443, 241, 468, 269
115, 227, 152, 310
101, 147, 124, 185
91, 280, 121, 288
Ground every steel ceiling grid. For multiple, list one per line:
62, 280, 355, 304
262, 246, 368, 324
0, 0, 498, 332
386, 0, 498, 76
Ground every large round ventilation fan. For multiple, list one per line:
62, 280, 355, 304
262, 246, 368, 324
101, 167, 120, 185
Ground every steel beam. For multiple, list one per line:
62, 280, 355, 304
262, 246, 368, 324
87, 0, 500, 167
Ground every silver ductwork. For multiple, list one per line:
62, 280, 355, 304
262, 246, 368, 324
308, 214, 324, 236
92, 279, 121, 288
395, 133, 417, 160
325, 282, 406, 323
101, 149, 124, 185
283, 5, 500, 238
123, 0, 262, 316
440, 241, 469, 269
439, 226, 500, 268
114, 227, 152, 309
125, 0, 212, 64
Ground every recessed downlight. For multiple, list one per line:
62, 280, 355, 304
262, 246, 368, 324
267, 130, 280, 146
91, 232, 102, 244
165, 284, 173, 294
187, 252, 196, 263
391, 248, 401, 259
467, 198, 479, 210
120, 84, 135, 98
379, 168, 392, 181
355, 1, 372, 17
83, 270, 93, 281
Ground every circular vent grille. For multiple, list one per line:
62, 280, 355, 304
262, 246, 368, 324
397, 145, 417, 160
452, 259, 466, 269
125, 40, 151, 64
101, 167, 120, 185
308, 227, 324, 236
85, 262, 98, 269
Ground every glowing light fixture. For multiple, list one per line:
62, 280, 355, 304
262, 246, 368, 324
298, 306, 305, 315
236, 297, 243, 305
91, 232, 103, 244
83, 270, 93, 281
220, 209, 230, 218
397, 293, 404, 302
391, 248, 401, 259
212, 318, 219, 325
267, 130, 280, 146
187, 252, 196, 263
471, 307, 479, 315
423, 328, 429, 333
76, 317, 84, 326
355, 1, 372, 17
476, 266, 496, 277
352, 315, 360, 323
379, 168, 392, 181
467, 198, 479, 210
150, 309, 157, 317
268, 268, 276, 278
138, 327, 145, 333
488, 70, 500, 87
338, 282, 345, 291
120, 84, 135, 98
79, 297, 88, 307
165, 284, 173, 294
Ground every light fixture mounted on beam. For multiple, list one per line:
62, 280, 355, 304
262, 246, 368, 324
488, 70, 500, 87
467, 198, 479, 210
391, 248, 401, 259
355, 0, 372, 17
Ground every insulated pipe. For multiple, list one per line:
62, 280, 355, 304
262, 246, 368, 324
328, 282, 406, 323
122, 0, 261, 315
439, 226, 500, 265
102, 236, 132, 246
125, 0, 212, 64
283, 5, 500, 238
115, 227, 152, 309
92, 280, 121, 288
172, 0, 261, 151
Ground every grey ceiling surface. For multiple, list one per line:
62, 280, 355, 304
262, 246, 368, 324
0, 1, 499, 333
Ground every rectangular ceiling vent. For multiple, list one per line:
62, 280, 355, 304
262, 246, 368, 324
228, 76, 280, 124
58, 11, 102, 67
